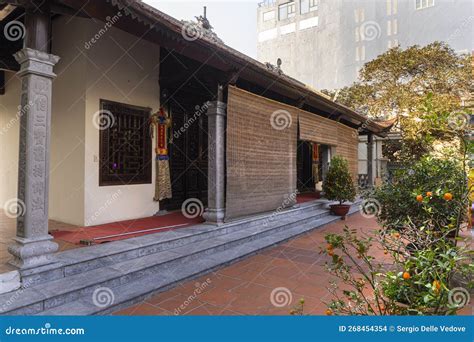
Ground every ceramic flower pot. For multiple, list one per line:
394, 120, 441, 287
330, 204, 350, 219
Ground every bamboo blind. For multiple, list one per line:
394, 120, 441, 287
225, 86, 298, 220
298, 110, 338, 146
298, 109, 358, 180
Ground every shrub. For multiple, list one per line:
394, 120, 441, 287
369, 157, 466, 233
323, 156, 356, 205
322, 225, 473, 315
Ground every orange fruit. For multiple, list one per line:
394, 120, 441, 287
384, 250, 388, 255
326, 244, 334, 250
325, 308, 333, 316
328, 250, 334, 256
416, 195, 423, 202
426, 192, 433, 197
393, 232, 401, 239
402, 272, 411, 280
443, 193, 453, 201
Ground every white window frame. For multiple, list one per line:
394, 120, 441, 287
279, 1, 296, 20
300, 0, 309, 14
263, 10, 275, 22
416, 0, 435, 10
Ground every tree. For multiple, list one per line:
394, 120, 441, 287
322, 156, 356, 205
324, 42, 472, 162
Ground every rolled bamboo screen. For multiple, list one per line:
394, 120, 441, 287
225, 86, 298, 220
298, 109, 358, 180
225, 87, 359, 220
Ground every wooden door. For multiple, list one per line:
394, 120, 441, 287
167, 106, 208, 210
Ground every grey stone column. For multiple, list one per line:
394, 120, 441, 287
367, 133, 374, 188
202, 100, 226, 225
8, 48, 60, 269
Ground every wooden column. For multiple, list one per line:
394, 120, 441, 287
367, 133, 374, 188
8, 5, 60, 269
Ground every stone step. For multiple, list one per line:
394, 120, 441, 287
0, 204, 336, 315
40, 207, 359, 316
20, 201, 331, 287
1, 200, 361, 316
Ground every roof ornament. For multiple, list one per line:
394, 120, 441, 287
265, 58, 283, 75
181, 6, 224, 44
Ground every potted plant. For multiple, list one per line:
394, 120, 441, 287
323, 156, 356, 219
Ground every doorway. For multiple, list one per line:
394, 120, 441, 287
296, 140, 314, 193
297, 141, 332, 194
165, 101, 209, 211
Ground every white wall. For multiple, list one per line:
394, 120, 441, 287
49, 16, 87, 225
1, 16, 160, 227
0, 71, 20, 207
82, 20, 160, 226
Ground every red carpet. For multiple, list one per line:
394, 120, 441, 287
296, 192, 321, 204
51, 211, 204, 245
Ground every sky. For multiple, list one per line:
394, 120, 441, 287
144, 0, 260, 58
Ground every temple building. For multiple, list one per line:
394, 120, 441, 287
0, 0, 389, 314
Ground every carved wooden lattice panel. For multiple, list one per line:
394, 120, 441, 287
99, 100, 152, 186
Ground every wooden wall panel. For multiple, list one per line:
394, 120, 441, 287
225, 86, 297, 220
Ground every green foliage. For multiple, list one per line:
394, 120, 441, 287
322, 225, 473, 315
381, 240, 473, 315
325, 42, 472, 163
370, 157, 466, 233
322, 156, 356, 205
331, 42, 471, 119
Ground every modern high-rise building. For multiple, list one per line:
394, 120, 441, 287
257, 0, 473, 91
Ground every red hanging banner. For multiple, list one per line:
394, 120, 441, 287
312, 143, 319, 161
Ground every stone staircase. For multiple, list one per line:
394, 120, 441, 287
0, 199, 361, 315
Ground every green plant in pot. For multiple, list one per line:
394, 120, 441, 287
323, 156, 356, 218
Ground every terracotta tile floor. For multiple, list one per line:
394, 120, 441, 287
110, 213, 367, 315
114, 213, 474, 316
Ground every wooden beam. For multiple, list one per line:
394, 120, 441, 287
0, 70, 5, 95
24, 1, 51, 52
0, 4, 16, 20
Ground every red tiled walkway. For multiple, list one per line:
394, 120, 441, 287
114, 213, 385, 316
115, 213, 473, 316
